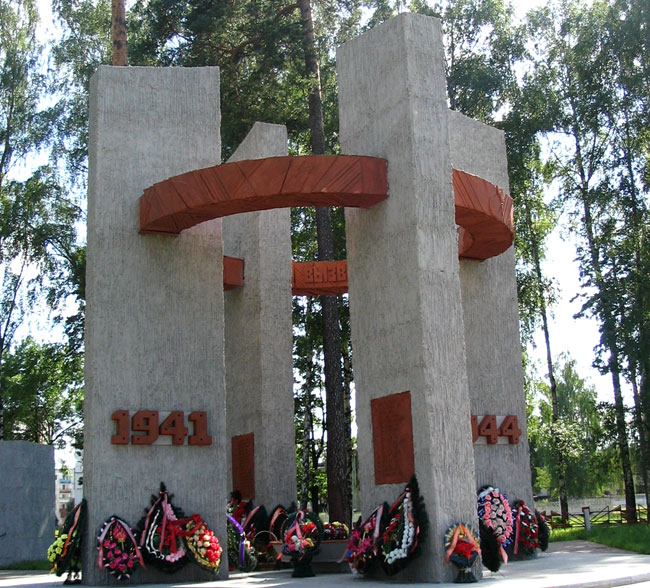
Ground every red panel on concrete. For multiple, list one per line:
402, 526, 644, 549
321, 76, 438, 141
223, 256, 245, 290
231, 432, 255, 500
453, 169, 514, 260
371, 391, 415, 485
139, 155, 388, 235
291, 260, 348, 296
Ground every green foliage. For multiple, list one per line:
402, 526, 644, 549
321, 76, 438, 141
0, 0, 83, 441
50, 0, 111, 181
128, 0, 357, 158
526, 0, 649, 508
529, 357, 622, 496
2, 337, 83, 447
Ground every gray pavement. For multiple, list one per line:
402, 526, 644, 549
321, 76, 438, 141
2, 542, 650, 588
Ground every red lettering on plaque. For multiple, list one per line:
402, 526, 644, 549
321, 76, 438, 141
231, 432, 255, 499
371, 391, 415, 485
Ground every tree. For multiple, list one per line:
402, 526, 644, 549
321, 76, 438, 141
529, 0, 639, 520
0, 0, 81, 440
530, 357, 621, 498
2, 337, 83, 447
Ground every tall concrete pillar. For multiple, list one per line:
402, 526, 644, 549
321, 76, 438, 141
84, 66, 228, 584
338, 14, 478, 582
449, 111, 533, 505
222, 122, 296, 508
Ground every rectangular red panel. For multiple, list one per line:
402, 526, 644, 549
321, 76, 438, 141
223, 256, 245, 290
231, 432, 255, 499
371, 391, 415, 485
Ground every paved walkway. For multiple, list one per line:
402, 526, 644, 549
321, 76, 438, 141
2, 541, 650, 588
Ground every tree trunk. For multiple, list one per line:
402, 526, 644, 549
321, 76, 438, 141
631, 372, 650, 514
568, 104, 637, 522
112, 0, 127, 66
297, 0, 350, 526
300, 386, 313, 511
621, 96, 650, 512
525, 201, 568, 522
580, 186, 637, 522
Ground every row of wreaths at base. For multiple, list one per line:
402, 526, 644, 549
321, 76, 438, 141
226, 490, 350, 573
444, 485, 550, 583
47, 479, 548, 583
48, 483, 223, 582
344, 479, 550, 582
47, 482, 351, 582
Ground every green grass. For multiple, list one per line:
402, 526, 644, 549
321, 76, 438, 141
550, 524, 650, 554
550, 527, 588, 542
587, 524, 650, 554
0, 560, 50, 571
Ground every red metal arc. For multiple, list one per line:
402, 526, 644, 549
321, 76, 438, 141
140, 155, 514, 296
139, 155, 388, 235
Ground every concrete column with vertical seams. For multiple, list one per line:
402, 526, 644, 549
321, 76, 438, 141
338, 14, 478, 582
449, 110, 534, 506
222, 122, 296, 508
84, 66, 228, 583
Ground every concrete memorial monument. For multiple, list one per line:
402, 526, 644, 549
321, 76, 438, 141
84, 12, 531, 584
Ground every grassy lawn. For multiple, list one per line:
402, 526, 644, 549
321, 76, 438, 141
550, 524, 650, 554
0, 560, 50, 571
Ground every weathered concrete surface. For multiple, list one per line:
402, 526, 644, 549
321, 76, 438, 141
223, 122, 296, 508
338, 13, 478, 583
85, 66, 228, 584
449, 110, 533, 506
0, 441, 54, 567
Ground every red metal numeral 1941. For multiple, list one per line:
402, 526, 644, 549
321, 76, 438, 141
110, 410, 212, 446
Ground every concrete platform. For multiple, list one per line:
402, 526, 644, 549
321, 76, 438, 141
3, 542, 650, 588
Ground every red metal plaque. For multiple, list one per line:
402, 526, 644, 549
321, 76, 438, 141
371, 391, 415, 485
223, 256, 245, 290
291, 260, 348, 296
231, 432, 255, 499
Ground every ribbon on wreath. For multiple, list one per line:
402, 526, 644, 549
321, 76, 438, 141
227, 514, 247, 567
514, 506, 521, 555
61, 501, 83, 560
139, 491, 199, 558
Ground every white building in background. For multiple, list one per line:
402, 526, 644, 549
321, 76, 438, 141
55, 451, 84, 524
73, 450, 83, 505
55, 472, 73, 524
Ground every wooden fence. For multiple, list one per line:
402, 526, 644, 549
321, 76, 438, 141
540, 504, 649, 529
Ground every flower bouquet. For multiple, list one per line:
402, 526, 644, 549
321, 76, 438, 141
323, 521, 349, 541
477, 485, 513, 566
444, 523, 481, 583
380, 475, 426, 576
344, 504, 388, 575
97, 516, 144, 581
137, 483, 190, 573
281, 510, 323, 577
184, 517, 222, 574
48, 499, 86, 584
512, 500, 539, 557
